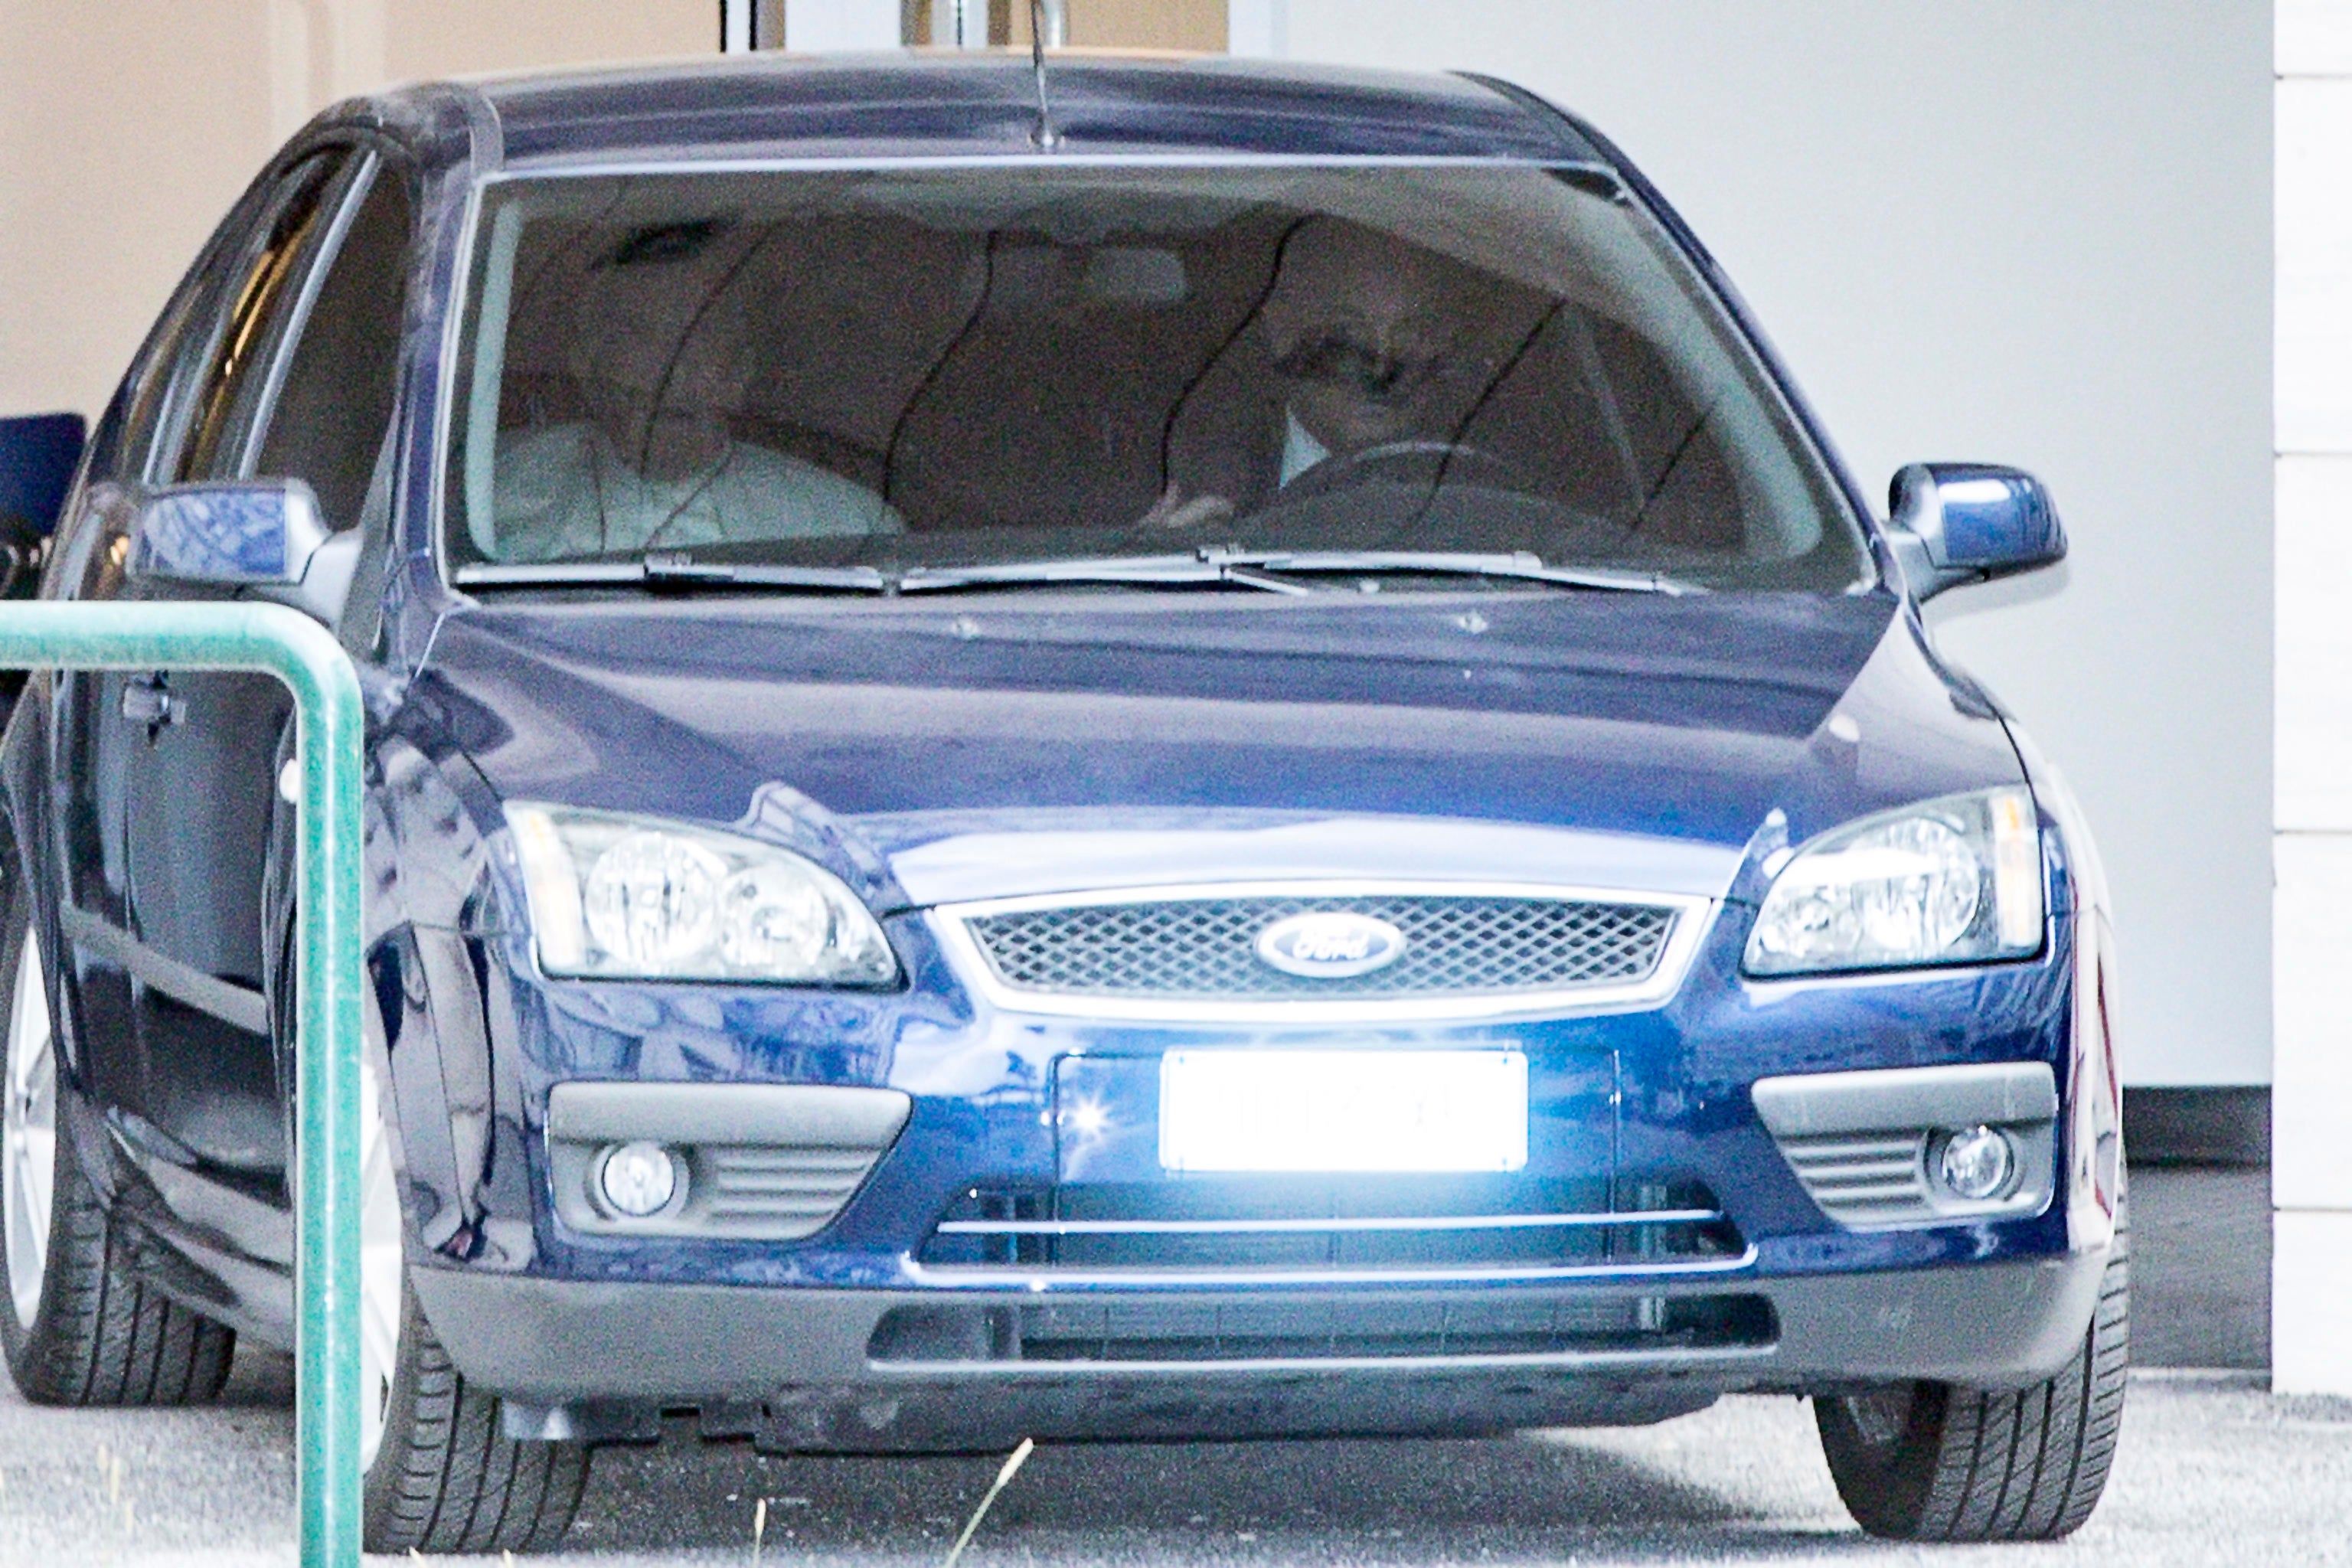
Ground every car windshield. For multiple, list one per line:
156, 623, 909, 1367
442, 162, 1870, 593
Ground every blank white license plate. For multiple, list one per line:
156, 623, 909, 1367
1158, 1050, 1528, 1173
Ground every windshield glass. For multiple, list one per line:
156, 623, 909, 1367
442, 162, 1869, 592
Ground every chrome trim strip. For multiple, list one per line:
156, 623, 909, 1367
926, 879, 1716, 1024
61, 905, 269, 1035
869, 1341, 1777, 1378
905, 1244, 1759, 1290
936, 1208, 1723, 1236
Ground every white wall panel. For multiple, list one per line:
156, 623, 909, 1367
2272, 833, 2352, 1207
2278, 79, 2352, 453
2280, 0, 2352, 77
1227, 0, 1285, 56
784, 0, 900, 51
2274, 0, 2352, 1390
1277, 0, 2275, 1086
2274, 456, 2352, 828
2274, 1210, 2352, 1394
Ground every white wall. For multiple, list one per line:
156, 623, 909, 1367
1259, 1, 2275, 1087
2272, 0, 2352, 1396
780, 0, 898, 51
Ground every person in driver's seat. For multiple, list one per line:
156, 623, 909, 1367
1143, 216, 1511, 531
1260, 216, 1501, 483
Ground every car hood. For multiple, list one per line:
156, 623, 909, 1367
408, 588, 2022, 908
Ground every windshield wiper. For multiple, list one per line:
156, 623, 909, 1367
455, 548, 1694, 599
455, 553, 890, 593
1209, 550, 1695, 595
894, 554, 1310, 595
897, 549, 1692, 596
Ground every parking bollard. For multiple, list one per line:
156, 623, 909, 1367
0, 600, 364, 1568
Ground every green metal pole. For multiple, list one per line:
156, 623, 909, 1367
0, 601, 364, 1568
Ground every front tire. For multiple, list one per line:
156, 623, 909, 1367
361, 1276, 590, 1554
0, 864, 234, 1404
299, 935, 587, 1554
1815, 1223, 2129, 1541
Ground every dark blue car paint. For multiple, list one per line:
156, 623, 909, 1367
0, 57, 2116, 1396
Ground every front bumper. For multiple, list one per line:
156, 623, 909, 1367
410, 1243, 2106, 1448
384, 825, 2111, 1451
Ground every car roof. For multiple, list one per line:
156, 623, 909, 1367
397, 53, 1599, 171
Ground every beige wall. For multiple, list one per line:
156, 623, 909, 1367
1010, 0, 1225, 51
0, 0, 710, 420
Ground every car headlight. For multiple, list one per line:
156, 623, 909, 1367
505, 803, 898, 985
1743, 787, 2043, 975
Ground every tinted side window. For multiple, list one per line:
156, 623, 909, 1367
172, 152, 346, 483
253, 158, 414, 531
93, 279, 208, 488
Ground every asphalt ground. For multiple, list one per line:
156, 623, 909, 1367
2128, 1165, 2269, 1370
2, 1169, 2330, 1566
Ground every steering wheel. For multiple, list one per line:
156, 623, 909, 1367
1279, 439, 1532, 502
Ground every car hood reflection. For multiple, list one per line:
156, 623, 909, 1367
412, 588, 2022, 905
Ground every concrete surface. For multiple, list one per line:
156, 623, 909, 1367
0, 1165, 2304, 1563
2129, 1165, 2272, 1370
2, 1360, 2346, 1565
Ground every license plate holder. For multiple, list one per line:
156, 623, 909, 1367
1158, 1049, 1528, 1173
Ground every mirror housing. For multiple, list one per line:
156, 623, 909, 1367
133, 480, 328, 586
131, 479, 358, 623
1886, 462, 2067, 603
0, 413, 87, 597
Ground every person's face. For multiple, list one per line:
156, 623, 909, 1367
1261, 224, 1487, 456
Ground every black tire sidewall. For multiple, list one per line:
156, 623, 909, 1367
1815, 1379, 1951, 1535
358, 1274, 430, 1543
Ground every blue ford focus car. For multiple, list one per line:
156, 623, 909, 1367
0, 53, 2124, 1554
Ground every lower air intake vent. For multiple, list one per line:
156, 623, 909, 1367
868, 1294, 1776, 1366
1775, 1133, 1934, 1227
696, 1145, 885, 1236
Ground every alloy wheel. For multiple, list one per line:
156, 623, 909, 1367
4, 930, 56, 1331
358, 1064, 402, 1471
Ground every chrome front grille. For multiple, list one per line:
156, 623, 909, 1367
963, 894, 1677, 999
916, 1178, 1746, 1276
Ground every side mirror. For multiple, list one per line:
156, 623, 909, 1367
1886, 462, 2067, 603
131, 479, 359, 622
0, 413, 87, 597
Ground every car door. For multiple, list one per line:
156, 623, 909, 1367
114, 145, 411, 1191
47, 149, 351, 1181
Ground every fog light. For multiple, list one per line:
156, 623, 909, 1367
1935, 1125, 2015, 1202
596, 1141, 681, 1217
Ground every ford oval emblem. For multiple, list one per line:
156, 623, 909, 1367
1254, 911, 1408, 979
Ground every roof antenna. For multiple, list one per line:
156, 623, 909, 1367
1029, 0, 1060, 149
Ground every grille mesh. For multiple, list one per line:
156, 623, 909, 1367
965, 895, 1676, 998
